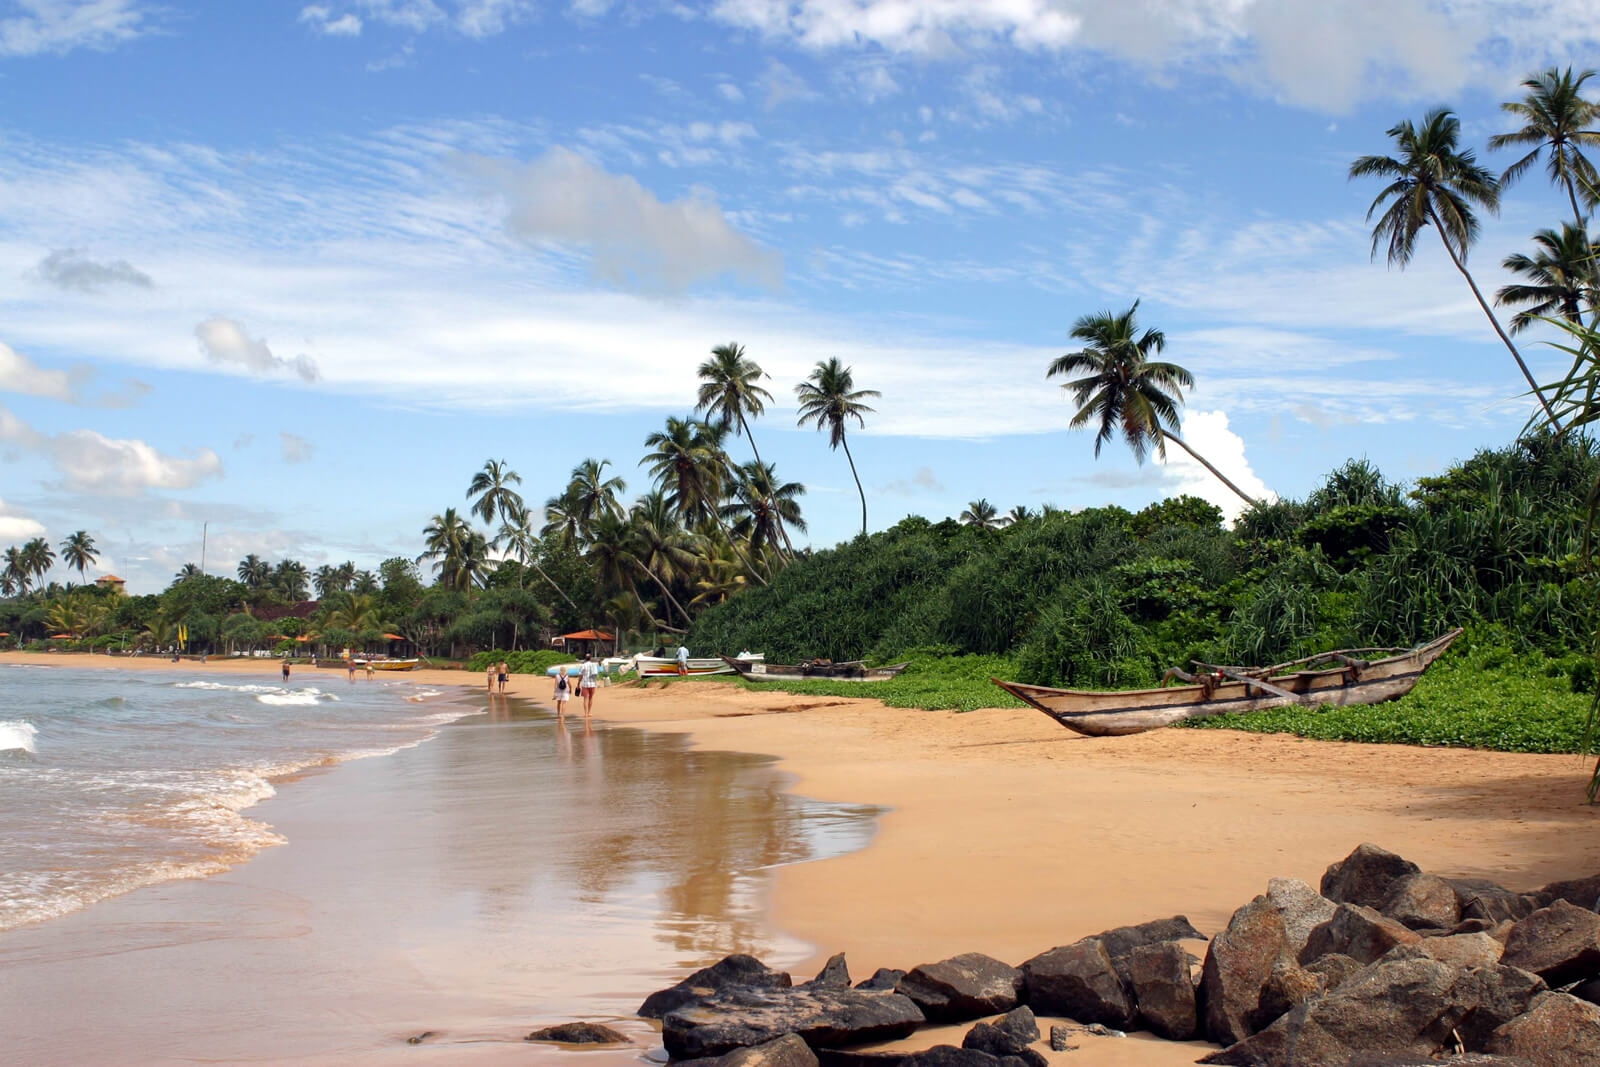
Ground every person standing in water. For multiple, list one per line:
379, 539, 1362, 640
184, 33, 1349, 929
577, 653, 599, 715
497, 661, 509, 694
552, 667, 571, 715
282, 658, 291, 682
486, 661, 496, 693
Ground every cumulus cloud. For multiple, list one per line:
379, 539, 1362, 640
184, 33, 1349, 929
195, 316, 321, 383
0, 403, 221, 496
280, 432, 314, 463
0, 498, 47, 542
0, 341, 77, 401
1159, 410, 1275, 522
299, 5, 363, 35
467, 147, 783, 294
32, 248, 154, 292
0, 0, 151, 57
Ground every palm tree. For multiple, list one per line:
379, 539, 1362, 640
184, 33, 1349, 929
1488, 66, 1600, 232
237, 554, 270, 588
1047, 301, 1259, 508
627, 494, 696, 626
273, 559, 309, 600
1497, 223, 1598, 332
174, 562, 203, 582
1351, 108, 1560, 427
795, 358, 880, 537
313, 564, 342, 598
585, 511, 684, 634
467, 459, 524, 527
696, 342, 775, 468
59, 530, 97, 582
567, 458, 626, 536
722, 461, 806, 567
497, 502, 581, 612
351, 570, 380, 595
1006, 505, 1035, 524
0, 547, 23, 596
960, 499, 1002, 529
642, 416, 767, 585
541, 488, 584, 550
419, 508, 489, 591
321, 592, 386, 634
21, 537, 54, 588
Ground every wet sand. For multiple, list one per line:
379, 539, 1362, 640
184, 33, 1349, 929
5, 652, 1599, 1066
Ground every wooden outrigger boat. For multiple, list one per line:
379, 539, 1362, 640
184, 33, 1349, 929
719, 655, 911, 683
990, 629, 1463, 737
354, 658, 420, 672
632, 653, 763, 678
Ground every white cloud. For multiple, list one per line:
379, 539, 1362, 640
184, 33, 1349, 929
0, 0, 151, 58
0, 340, 76, 401
715, 81, 745, 102
299, 5, 364, 35
465, 147, 784, 294
32, 248, 153, 292
0, 403, 222, 496
195, 316, 321, 383
1159, 410, 1275, 521
0, 497, 46, 542
280, 432, 314, 463
332, 0, 533, 37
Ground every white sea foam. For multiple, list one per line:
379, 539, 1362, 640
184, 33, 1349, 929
0, 720, 37, 753
256, 690, 326, 707
176, 681, 280, 694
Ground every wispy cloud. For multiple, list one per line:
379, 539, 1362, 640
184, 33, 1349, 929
280, 432, 314, 463
0, 0, 153, 58
31, 247, 153, 292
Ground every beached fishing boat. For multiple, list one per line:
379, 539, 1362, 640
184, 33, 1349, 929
356, 658, 420, 672
632, 652, 763, 678
719, 655, 911, 683
990, 629, 1463, 737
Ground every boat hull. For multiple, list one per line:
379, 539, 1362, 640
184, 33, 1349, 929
721, 656, 910, 683
633, 655, 762, 678
365, 659, 419, 672
991, 630, 1462, 737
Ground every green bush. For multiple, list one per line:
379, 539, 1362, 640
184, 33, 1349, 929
466, 648, 579, 674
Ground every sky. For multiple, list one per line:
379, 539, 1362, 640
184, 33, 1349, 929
4, 0, 1600, 594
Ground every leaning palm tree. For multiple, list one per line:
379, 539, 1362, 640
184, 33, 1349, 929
467, 459, 524, 527
1497, 223, 1598, 332
696, 342, 775, 467
21, 537, 54, 589
419, 508, 489, 591
960, 499, 1003, 529
1489, 66, 1600, 232
1351, 108, 1560, 427
59, 530, 97, 582
1048, 301, 1259, 508
795, 358, 880, 537
497, 501, 581, 612
585, 511, 684, 634
642, 416, 767, 585
626, 495, 697, 627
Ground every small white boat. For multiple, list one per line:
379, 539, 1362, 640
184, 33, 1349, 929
545, 657, 634, 678
631, 652, 763, 678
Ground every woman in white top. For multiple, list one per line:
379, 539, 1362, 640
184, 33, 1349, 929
577, 654, 600, 714
552, 668, 572, 714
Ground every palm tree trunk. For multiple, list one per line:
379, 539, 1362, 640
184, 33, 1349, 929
739, 412, 765, 469
527, 557, 581, 614
840, 434, 868, 536
1159, 431, 1260, 509
1566, 172, 1588, 236
641, 562, 692, 628
1427, 204, 1563, 430
625, 574, 685, 634
696, 475, 769, 586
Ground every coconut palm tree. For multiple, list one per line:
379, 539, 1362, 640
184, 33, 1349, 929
1047, 301, 1259, 508
585, 511, 684, 634
960, 499, 1003, 529
273, 559, 309, 601
21, 537, 54, 588
1351, 108, 1560, 427
567, 458, 626, 536
59, 530, 97, 582
541, 488, 584, 550
1488, 66, 1600, 232
795, 358, 880, 537
722, 461, 806, 567
696, 342, 775, 468
1006, 505, 1035, 524
642, 416, 767, 585
419, 508, 489, 591
1497, 223, 1598, 332
627, 493, 697, 627
497, 501, 581, 612
313, 564, 342, 598
350, 570, 380, 595
237, 554, 270, 588
0, 547, 23, 596
467, 459, 524, 527
321, 592, 386, 634
174, 562, 203, 582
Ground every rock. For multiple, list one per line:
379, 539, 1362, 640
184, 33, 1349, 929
1201, 958, 1544, 1067
661, 987, 924, 1059
640, 955, 793, 1019
1267, 877, 1339, 957
1382, 872, 1463, 931
1321, 844, 1422, 910
1087, 916, 1206, 960
960, 1026, 1047, 1067
405, 1031, 436, 1045
1048, 1026, 1075, 1053
1485, 991, 1600, 1067
691, 1034, 821, 1067
1450, 879, 1539, 924
805, 954, 852, 990
1501, 900, 1600, 986
1198, 893, 1295, 1045
1301, 903, 1422, 966
1126, 941, 1199, 1041
525, 1022, 629, 1044
1257, 960, 1323, 1023
1344, 1055, 1536, 1066
854, 969, 906, 992
1382, 931, 1504, 971
902, 1046, 1032, 1067
1303, 953, 1363, 993
897, 953, 1023, 1022
1020, 939, 1134, 1030
1571, 976, 1600, 1006
1532, 873, 1600, 912
960, 1006, 1039, 1055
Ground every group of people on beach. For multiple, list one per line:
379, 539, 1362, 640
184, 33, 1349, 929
551, 653, 600, 716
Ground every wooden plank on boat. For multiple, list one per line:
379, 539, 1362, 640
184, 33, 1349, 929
1197, 663, 1311, 705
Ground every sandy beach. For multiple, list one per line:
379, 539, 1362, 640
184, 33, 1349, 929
5, 650, 1599, 1066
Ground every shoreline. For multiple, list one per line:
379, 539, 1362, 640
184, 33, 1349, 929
6, 652, 1600, 1065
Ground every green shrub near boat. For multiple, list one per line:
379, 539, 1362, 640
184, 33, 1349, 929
466, 649, 576, 674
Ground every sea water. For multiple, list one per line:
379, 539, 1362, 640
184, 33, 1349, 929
0, 665, 462, 931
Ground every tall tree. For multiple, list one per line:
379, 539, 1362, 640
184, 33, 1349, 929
59, 530, 97, 582
21, 537, 54, 588
237, 554, 270, 588
497, 502, 581, 612
696, 342, 775, 468
1497, 223, 1599, 332
642, 417, 768, 585
313, 564, 345, 598
795, 358, 880, 537
721, 461, 806, 567
960, 499, 1002, 529
1047, 301, 1259, 508
540, 488, 584, 550
467, 459, 524, 527
567, 458, 626, 538
3, 545, 28, 596
273, 559, 309, 600
1488, 66, 1600, 233
585, 511, 684, 633
1351, 108, 1560, 427
419, 508, 489, 591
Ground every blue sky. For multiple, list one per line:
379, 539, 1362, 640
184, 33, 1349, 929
3, 0, 1599, 593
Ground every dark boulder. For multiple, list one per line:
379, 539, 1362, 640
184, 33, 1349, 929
961, 1023, 1046, 1067
1088, 915, 1205, 959
1501, 900, 1600, 986
1301, 903, 1421, 966
1532, 873, 1600, 912
960, 1006, 1038, 1056
1381, 872, 1462, 931
1198, 893, 1295, 1045
684, 1034, 821, 1067
525, 1022, 629, 1044
1485, 991, 1600, 1067
804, 954, 852, 990
854, 968, 906, 992
1020, 939, 1134, 1030
1127, 941, 1198, 1041
1449, 879, 1538, 925
1266, 877, 1339, 958
896, 953, 1023, 1022
661, 987, 924, 1059
1303, 953, 1363, 993
1321, 844, 1422, 910
900, 1046, 1034, 1067
1257, 960, 1323, 1024
1344, 1056, 1536, 1066
641, 955, 793, 1019
1381, 931, 1503, 971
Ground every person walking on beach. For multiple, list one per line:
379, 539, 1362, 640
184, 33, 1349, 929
553, 667, 571, 715
675, 643, 690, 676
498, 661, 509, 694
577, 653, 599, 715
282, 658, 291, 682
486, 661, 496, 693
